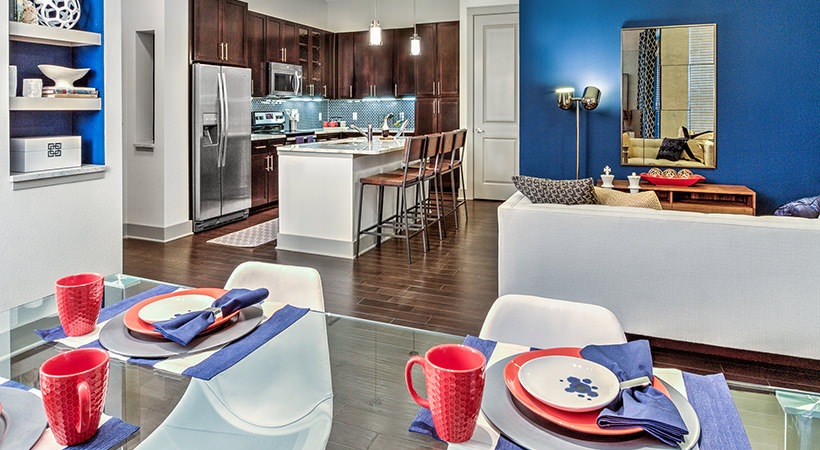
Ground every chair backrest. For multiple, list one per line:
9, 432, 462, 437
451, 128, 468, 165
224, 261, 325, 311
479, 294, 627, 348
401, 135, 429, 182
425, 132, 444, 176
438, 129, 458, 168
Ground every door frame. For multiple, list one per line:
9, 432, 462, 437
461, 3, 520, 200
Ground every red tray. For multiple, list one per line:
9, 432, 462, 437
640, 173, 705, 186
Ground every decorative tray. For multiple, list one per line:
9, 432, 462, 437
640, 173, 705, 186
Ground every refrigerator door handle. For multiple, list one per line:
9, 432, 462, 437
218, 72, 229, 168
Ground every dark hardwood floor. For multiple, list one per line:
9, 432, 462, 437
123, 201, 819, 392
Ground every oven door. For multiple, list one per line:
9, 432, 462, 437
268, 63, 302, 97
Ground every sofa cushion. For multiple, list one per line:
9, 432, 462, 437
512, 176, 598, 205
593, 187, 662, 210
657, 138, 688, 161
774, 195, 820, 218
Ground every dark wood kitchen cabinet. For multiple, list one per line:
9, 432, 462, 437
299, 27, 327, 97
354, 29, 394, 98
415, 97, 459, 134
335, 32, 356, 99
414, 21, 459, 133
265, 17, 299, 65
415, 21, 458, 97
191, 0, 247, 66
251, 138, 282, 209
245, 11, 266, 96
393, 27, 416, 96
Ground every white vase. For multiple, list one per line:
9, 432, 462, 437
627, 173, 641, 194
600, 174, 614, 188
34, 0, 81, 29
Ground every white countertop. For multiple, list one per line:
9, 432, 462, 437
252, 133, 286, 141
277, 137, 406, 155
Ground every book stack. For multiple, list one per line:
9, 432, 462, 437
42, 87, 99, 98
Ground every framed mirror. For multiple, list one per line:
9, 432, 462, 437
620, 24, 716, 168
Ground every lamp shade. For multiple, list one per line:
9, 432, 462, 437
556, 87, 575, 110
581, 86, 601, 110
410, 33, 421, 55
369, 20, 382, 46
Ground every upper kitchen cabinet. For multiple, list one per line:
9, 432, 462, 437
415, 21, 458, 97
191, 0, 247, 66
354, 29, 394, 98
300, 27, 327, 97
335, 32, 356, 99
246, 11, 266, 96
393, 28, 416, 97
266, 18, 299, 65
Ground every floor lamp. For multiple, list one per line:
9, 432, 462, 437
557, 86, 601, 179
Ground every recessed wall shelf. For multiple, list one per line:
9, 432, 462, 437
9, 97, 101, 111
10, 164, 107, 190
9, 22, 101, 47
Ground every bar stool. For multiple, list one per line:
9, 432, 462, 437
419, 133, 446, 240
439, 128, 468, 228
355, 135, 430, 264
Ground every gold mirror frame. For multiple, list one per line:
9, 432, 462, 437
620, 24, 716, 168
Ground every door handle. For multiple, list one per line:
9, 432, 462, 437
283, 48, 287, 62
475, 128, 485, 134
323, 84, 327, 97
349, 85, 352, 98
394, 83, 398, 97
224, 42, 228, 61
281, 48, 285, 62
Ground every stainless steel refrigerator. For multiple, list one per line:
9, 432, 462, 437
191, 63, 252, 232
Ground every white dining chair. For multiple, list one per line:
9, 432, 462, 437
136, 263, 332, 450
224, 261, 325, 311
478, 294, 627, 348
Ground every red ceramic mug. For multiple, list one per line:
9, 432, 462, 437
39, 348, 110, 446
405, 344, 486, 443
55, 273, 104, 336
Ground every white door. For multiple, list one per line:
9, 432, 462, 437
471, 10, 519, 200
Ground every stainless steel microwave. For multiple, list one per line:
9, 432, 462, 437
267, 62, 302, 97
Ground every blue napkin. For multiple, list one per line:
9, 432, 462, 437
153, 288, 269, 346
580, 340, 688, 447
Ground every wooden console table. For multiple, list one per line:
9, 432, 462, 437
607, 180, 757, 215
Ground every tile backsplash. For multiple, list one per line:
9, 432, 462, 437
251, 97, 416, 130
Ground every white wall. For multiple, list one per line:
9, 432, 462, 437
0, 0, 123, 309
325, 0, 459, 32
246, 0, 330, 30
122, 0, 191, 242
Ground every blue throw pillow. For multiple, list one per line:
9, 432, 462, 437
774, 196, 820, 218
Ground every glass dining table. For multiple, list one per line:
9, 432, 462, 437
0, 274, 811, 449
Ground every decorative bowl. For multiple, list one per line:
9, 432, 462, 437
640, 173, 706, 186
38, 64, 90, 89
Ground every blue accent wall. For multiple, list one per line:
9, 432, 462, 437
519, 0, 820, 213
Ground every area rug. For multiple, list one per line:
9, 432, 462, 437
207, 219, 279, 248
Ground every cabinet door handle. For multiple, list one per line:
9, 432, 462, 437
323, 84, 327, 97
349, 85, 353, 98
284, 48, 287, 62
280, 48, 284, 62
225, 42, 229, 61
268, 154, 273, 171
394, 83, 397, 97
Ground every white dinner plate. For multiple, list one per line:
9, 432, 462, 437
518, 355, 619, 412
137, 294, 215, 323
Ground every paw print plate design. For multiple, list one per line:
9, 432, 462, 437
517, 355, 619, 412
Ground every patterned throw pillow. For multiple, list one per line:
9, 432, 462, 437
774, 196, 820, 218
593, 187, 662, 210
512, 176, 598, 205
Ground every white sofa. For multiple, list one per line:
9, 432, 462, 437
498, 191, 820, 360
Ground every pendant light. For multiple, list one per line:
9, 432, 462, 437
369, 0, 382, 46
410, 0, 421, 55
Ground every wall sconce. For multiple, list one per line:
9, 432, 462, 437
369, 0, 382, 46
556, 86, 602, 179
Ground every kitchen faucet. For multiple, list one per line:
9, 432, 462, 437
350, 124, 373, 142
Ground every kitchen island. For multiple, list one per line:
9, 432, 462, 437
277, 137, 407, 258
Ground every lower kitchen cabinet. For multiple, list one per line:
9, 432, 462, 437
251, 138, 282, 209
415, 96, 459, 134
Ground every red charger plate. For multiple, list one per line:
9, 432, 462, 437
123, 288, 238, 338
503, 348, 670, 436
640, 173, 705, 186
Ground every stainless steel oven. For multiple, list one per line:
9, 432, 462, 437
267, 62, 302, 97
